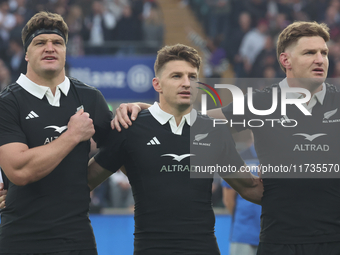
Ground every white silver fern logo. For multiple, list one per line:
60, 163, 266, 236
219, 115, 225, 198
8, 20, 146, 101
324, 108, 338, 119
161, 154, 195, 162
293, 133, 327, 141
194, 133, 208, 142
44, 125, 68, 133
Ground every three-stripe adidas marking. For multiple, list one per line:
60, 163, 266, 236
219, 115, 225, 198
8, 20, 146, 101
147, 137, 160, 145
26, 111, 39, 119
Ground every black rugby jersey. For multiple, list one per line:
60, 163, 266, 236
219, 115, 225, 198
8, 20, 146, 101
0, 77, 112, 253
222, 81, 340, 244
95, 105, 244, 255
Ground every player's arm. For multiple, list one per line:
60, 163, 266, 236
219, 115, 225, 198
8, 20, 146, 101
207, 108, 226, 119
112, 102, 151, 131
88, 157, 124, 191
0, 110, 94, 186
223, 170, 263, 205
222, 186, 236, 215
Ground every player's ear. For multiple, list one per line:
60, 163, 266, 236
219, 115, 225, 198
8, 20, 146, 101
153, 77, 162, 93
279, 52, 291, 70
25, 52, 28, 62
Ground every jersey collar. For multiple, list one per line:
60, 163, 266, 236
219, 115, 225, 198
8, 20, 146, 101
149, 102, 197, 135
279, 78, 326, 105
17, 74, 70, 101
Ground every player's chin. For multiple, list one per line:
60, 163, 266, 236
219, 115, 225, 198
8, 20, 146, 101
310, 76, 326, 84
42, 66, 62, 75
178, 99, 192, 107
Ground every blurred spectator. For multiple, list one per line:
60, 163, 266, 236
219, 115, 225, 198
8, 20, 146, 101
114, 1, 143, 55
205, 0, 231, 40
106, 0, 128, 21
83, 0, 116, 55
130, 0, 143, 38
303, 0, 329, 22
54, 2, 68, 18
0, 59, 10, 91
6, 35, 26, 83
269, 13, 290, 38
237, 18, 268, 77
0, 0, 16, 58
187, 29, 228, 78
109, 170, 134, 209
9, 11, 25, 39
243, 0, 267, 25
9, 0, 34, 23
142, 1, 164, 54
225, 12, 251, 67
90, 179, 111, 211
250, 35, 280, 78
323, 5, 340, 40
205, 36, 228, 78
65, 4, 85, 56
263, 65, 277, 79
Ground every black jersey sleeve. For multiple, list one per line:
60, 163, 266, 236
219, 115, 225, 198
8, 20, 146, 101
94, 129, 127, 173
91, 90, 113, 148
0, 92, 27, 146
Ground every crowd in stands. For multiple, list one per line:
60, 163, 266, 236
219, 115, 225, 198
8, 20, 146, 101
0, 0, 165, 84
189, 0, 340, 79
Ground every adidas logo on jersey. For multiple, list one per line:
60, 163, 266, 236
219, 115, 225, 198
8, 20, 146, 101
26, 111, 39, 119
147, 137, 161, 145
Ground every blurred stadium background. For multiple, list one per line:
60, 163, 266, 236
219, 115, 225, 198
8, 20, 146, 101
1, 0, 340, 254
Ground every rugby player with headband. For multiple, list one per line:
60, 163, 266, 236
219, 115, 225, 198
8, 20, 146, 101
0, 11, 112, 255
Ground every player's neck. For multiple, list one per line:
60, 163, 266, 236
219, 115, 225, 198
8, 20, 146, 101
285, 77, 323, 97
158, 103, 192, 126
26, 69, 65, 95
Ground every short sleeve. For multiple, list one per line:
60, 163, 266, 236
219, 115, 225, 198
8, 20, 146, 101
92, 90, 113, 148
0, 95, 27, 146
94, 129, 128, 173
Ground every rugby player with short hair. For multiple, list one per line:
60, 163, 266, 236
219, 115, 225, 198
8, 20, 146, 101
0, 12, 112, 255
87, 43, 263, 255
